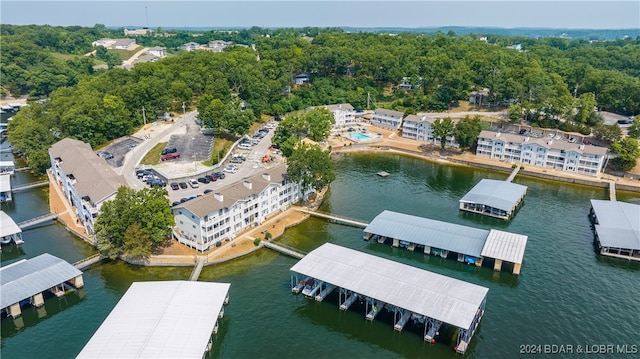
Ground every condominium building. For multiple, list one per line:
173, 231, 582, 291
49, 138, 126, 238
401, 114, 459, 147
370, 108, 405, 130
323, 103, 356, 128
476, 130, 608, 176
172, 164, 306, 252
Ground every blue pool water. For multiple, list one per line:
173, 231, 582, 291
347, 132, 372, 141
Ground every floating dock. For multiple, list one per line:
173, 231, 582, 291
77, 281, 230, 359
0, 210, 23, 245
589, 199, 640, 261
290, 243, 489, 354
364, 210, 528, 274
459, 179, 527, 220
377, 171, 390, 177
0, 160, 15, 175
1, 253, 84, 318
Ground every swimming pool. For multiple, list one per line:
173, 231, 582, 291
346, 132, 372, 141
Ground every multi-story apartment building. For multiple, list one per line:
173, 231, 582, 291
323, 103, 356, 128
370, 108, 405, 130
49, 138, 126, 238
401, 114, 459, 147
172, 164, 306, 252
476, 130, 608, 176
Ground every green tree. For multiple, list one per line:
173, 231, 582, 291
286, 142, 335, 196
431, 117, 455, 149
574, 92, 598, 125
453, 115, 484, 151
610, 137, 640, 171
305, 107, 335, 141
94, 187, 174, 260
627, 117, 640, 138
593, 123, 623, 143
508, 103, 522, 122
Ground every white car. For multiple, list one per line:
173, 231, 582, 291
224, 165, 238, 174
238, 143, 252, 150
188, 179, 199, 188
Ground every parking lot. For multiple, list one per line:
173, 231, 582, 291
97, 136, 143, 167
166, 121, 213, 162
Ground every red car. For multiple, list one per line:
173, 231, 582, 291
161, 152, 180, 161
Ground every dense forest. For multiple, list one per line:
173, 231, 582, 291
2, 24, 640, 172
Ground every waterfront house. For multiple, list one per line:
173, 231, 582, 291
181, 42, 202, 51
49, 138, 126, 239
293, 73, 311, 86
401, 114, 460, 147
147, 46, 167, 58
370, 108, 405, 130
476, 130, 608, 176
319, 103, 356, 128
172, 164, 307, 252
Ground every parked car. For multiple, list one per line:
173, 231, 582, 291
161, 147, 177, 155
179, 182, 188, 189
170, 182, 179, 190
98, 151, 114, 159
568, 137, 577, 143
205, 174, 218, 182
149, 179, 166, 188
518, 129, 527, 135
230, 155, 245, 163
270, 144, 280, 150
161, 152, 180, 161
204, 189, 213, 194
213, 172, 225, 179
224, 165, 238, 174
238, 143, 252, 150
188, 179, 199, 188
136, 169, 152, 178
171, 201, 180, 207
197, 177, 210, 184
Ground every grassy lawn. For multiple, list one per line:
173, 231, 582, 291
204, 138, 234, 166
140, 142, 167, 165
110, 47, 140, 61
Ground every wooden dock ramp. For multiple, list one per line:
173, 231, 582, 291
298, 209, 369, 228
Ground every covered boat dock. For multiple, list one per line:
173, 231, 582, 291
0, 210, 23, 245
364, 210, 528, 274
589, 199, 640, 261
459, 179, 527, 220
1, 253, 84, 318
0, 173, 12, 202
77, 281, 231, 359
290, 243, 489, 354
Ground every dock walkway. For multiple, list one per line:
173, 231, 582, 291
298, 209, 369, 228
506, 166, 520, 182
189, 257, 206, 281
73, 254, 106, 271
12, 180, 48, 192
263, 241, 305, 259
17, 213, 58, 230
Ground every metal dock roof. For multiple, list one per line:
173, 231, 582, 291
290, 243, 488, 329
481, 229, 528, 264
591, 199, 640, 250
0, 253, 82, 309
459, 179, 527, 212
0, 210, 21, 237
0, 173, 10, 192
364, 210, 488, 257
77, 281, 230, 359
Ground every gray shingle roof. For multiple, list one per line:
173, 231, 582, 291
49, 138, 126, 204
591, 199, 640, 250
290, 243, 489, 329
174, 164, 289, 217
1, 253, 82, 308
374, 108, 405, 118
460, 179, 527, 212
479, 130, 608, 156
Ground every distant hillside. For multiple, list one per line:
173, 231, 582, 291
137, 26, 640, 40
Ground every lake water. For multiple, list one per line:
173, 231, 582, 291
1, 151, 639, 358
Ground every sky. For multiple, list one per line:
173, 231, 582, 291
1, 1, 639, 30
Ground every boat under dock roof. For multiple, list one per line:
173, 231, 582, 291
290, 243, 488, 330
77, 281, 230, 359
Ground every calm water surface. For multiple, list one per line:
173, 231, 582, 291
1, 152, 639, 358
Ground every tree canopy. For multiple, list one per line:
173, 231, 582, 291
94, 186, 175, 260
286, 142, 335, 195
453, 115, 485, 151
431, 117, 455, 149
610, 137, 640, 172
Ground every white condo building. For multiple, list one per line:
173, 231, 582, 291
324, 103, 356, 128
49, 138, 126, 238
370, 108, 405, 130
172, 164, 307, 252
402, 114, 459, 147
476, 130, 608, 176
